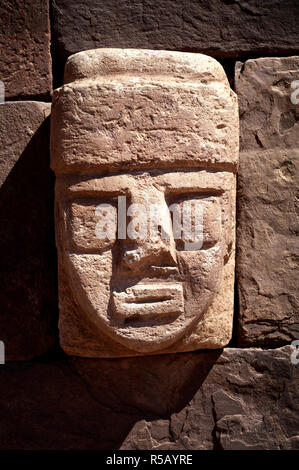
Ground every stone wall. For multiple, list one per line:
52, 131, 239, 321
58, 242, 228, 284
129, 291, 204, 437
0, 0, 298, 450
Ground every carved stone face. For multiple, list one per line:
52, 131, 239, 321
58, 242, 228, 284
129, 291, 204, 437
51, 49, 239, 357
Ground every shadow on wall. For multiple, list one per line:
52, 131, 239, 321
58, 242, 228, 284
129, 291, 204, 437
0, 117, 59, 360
0, 349, 221, 449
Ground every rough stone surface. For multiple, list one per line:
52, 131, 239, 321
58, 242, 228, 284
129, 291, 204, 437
52, 0, 299, 67
0, 346, 297, 449
0, 101, 58, 360
50, 49, 238, 357
0, 0, 52, 100
235, 57, 299, 347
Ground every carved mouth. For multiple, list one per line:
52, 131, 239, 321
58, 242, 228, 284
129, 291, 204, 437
112, 283, 184, 320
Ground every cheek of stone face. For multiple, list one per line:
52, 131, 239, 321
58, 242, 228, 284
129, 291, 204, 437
175, 198, 224, 313
173, 197, 221, 250
177, 244, 224, 321
66, 251, 113, 327
69, 199, 117, 252
179, 245, 223, 292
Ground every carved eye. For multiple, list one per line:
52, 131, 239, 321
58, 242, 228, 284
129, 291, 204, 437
68, 199, 117, 252
168, 196, 221, 251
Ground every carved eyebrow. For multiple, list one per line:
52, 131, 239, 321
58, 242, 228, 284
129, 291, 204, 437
153, 170, 232, 192
57, 169, 232, 196
66, 189, 126, 198
57, 174, 131, 196
68, 197, 119, 208
164, 187, 224, 196
65, 186, 224, 199
64, 182, 129, 198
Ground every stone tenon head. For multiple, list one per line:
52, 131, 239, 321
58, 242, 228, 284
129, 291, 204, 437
50, 48, 239, 358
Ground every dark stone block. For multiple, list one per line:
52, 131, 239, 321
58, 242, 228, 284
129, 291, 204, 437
0, 0, 52, 100
0, 347, 297, 449
51, 0, 299, 74
0, 102, 58, 360
235, 57, 299, 346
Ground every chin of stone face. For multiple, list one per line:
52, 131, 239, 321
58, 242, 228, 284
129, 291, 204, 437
50, 48, 239, 358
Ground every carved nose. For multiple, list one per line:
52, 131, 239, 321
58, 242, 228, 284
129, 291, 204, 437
122, 238, 177, 270
120, 190, 178, 271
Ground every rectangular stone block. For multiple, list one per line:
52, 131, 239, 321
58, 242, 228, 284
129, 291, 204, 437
235, 57, 299, 346
0, 346, 297, 449
0, 0, 52, 100
0, 101, 58, 360
52, 0, 299, 66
